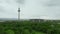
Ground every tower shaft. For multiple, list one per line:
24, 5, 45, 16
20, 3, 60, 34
18, 12, 20, 20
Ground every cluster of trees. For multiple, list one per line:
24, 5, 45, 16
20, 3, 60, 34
0, 20, 60, 34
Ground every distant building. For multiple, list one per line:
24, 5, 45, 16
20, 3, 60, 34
30, 19, 47, 22
30, 19, 60, 23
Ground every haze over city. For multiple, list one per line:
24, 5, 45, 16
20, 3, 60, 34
0, 0, 60, 20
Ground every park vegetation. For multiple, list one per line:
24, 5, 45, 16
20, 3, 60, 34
0, 20, 60, 34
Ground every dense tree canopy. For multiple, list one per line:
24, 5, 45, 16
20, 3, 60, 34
0, 20, 60, 34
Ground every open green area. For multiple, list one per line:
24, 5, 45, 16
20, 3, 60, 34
0, 20, 60, 34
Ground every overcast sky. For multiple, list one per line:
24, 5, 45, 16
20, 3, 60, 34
0, 0, 60, 20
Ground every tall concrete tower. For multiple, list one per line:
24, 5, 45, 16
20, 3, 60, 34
18, 8, 20, 20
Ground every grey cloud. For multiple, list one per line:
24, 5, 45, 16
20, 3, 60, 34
45, 0, 60, 6
16, 0, 25, 4
0, 0, 60, 19
0, 6, 5, 12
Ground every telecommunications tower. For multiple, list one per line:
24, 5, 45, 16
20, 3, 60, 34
18, 7, 20, 20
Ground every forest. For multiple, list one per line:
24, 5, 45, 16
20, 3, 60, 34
0, 20, 60, 34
